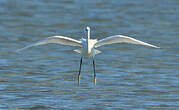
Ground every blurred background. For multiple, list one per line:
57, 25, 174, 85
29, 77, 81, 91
0, 0, 179, 109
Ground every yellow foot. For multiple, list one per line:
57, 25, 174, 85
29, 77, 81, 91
94, 76, 96, 85
78, 75, 80, 85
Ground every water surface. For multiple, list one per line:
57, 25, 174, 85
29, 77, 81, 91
0, 0, 179, 109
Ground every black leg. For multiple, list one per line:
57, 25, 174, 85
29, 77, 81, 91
93, 58, 96, 85
78, 57, 83, 85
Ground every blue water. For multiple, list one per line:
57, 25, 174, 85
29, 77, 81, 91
0, 0, 179, 109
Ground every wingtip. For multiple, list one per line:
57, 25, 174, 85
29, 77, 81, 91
15, 49, 21, 53
15, 47, 26, 53
154, 45, 160, 49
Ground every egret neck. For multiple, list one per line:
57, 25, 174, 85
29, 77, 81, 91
86, 26, 91, 54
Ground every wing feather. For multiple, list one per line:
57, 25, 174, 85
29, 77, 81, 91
95, 35, 160, 48
16, 36, 82, 52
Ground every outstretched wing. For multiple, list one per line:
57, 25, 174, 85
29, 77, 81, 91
16, 36, 82, 52
95, 35, 160, 48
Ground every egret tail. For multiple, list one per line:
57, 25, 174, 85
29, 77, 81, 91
73, 49, 101, 55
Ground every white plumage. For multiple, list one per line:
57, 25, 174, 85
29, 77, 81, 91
17, 27, 159, 56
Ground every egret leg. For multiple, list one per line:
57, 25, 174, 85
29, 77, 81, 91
78, 57, 83, 85
93, 58, 96, 85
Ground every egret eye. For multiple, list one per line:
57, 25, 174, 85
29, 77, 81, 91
85, 28, 88, 31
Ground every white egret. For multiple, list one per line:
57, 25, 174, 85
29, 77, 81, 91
16, 26, 160, 85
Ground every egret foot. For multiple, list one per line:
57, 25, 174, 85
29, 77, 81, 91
78, 74, 80, 85
94, 75, 96, 85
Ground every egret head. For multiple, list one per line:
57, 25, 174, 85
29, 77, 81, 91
85, 26, 90, 39
85, 26, 90, 32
